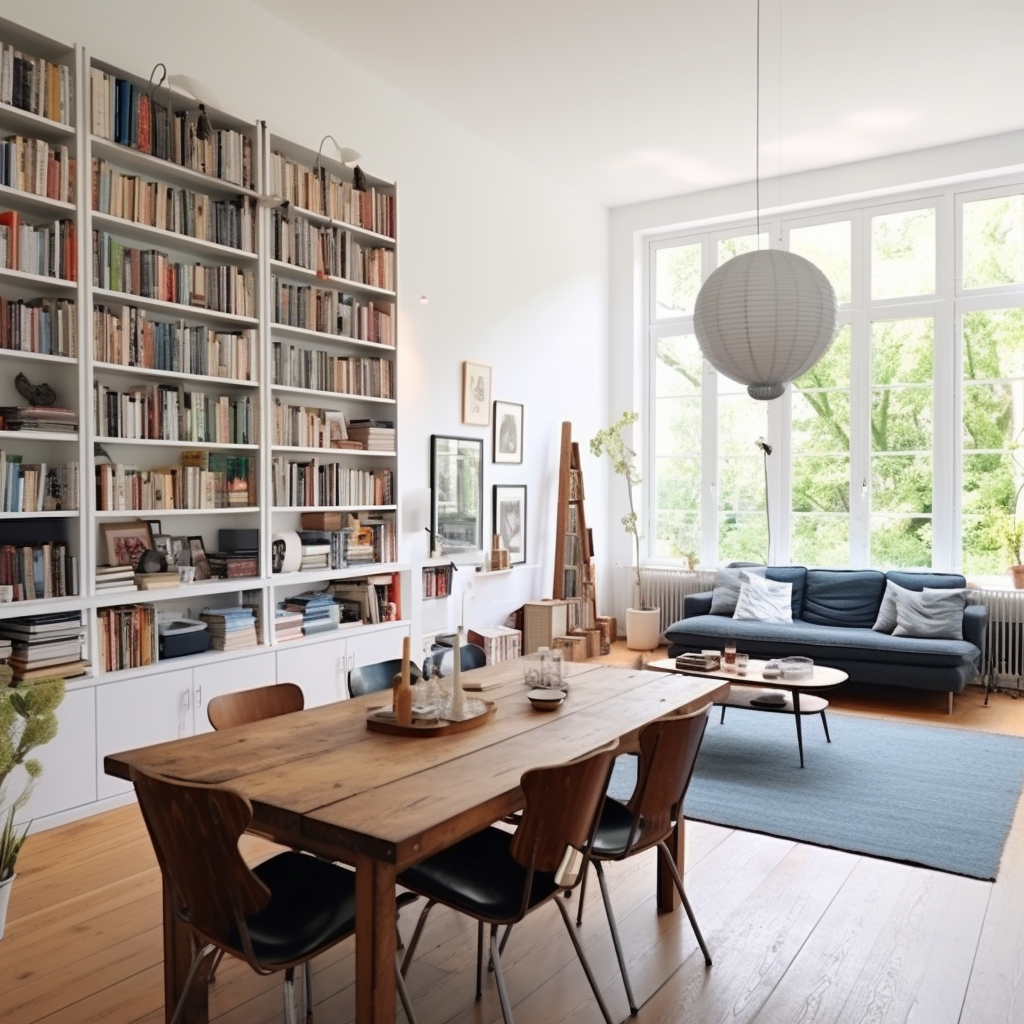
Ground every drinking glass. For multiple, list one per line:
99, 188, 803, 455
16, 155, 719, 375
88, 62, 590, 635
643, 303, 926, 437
723, 642, 737, 671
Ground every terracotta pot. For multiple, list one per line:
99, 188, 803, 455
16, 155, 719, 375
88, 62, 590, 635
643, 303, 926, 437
1010, 565, 1024, 590
626, 607, 661, 651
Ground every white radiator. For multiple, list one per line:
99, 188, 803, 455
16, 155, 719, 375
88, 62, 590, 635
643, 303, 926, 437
639, 568, 716, 633
974, 587, 1024, 684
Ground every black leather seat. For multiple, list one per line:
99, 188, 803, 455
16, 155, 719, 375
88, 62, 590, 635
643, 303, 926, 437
348, 658, 422, 698
430, 642, 487, 677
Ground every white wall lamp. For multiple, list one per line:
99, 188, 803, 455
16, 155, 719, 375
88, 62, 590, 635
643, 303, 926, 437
314, 134, 362, 176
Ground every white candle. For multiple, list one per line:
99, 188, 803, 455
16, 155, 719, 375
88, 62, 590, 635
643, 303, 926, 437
451, 629, 465, 719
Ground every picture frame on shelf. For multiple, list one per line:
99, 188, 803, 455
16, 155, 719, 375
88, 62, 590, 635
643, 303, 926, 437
462, 361, 492, 426
144, 519, 162, 537
152, 534, 173, 561
169, 536, 190, 567
492, 401, 524, 464
324, 410, 348, 448
188, 536, 212, 581
493, 485, 527, 565
100, 521, 154, 569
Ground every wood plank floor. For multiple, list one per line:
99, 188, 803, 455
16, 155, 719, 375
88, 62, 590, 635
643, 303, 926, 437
3, 648, 1024, 1024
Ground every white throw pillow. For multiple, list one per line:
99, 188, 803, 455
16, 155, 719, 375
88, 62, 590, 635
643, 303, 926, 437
733, 571, 793, 623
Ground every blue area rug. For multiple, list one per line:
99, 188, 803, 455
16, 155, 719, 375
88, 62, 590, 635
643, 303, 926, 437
607, 710, 1024, 880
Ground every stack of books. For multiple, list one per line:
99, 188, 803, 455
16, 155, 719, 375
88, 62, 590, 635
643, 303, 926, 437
199, 606, 259, 651
347, 419, 395, 451
467, 626, 522, 664
0, 611, 88, 681
95, 564, 138, 595
1, 541, 77, 600
675, 652, 721, 672
273, 608, 304, 643
282, 591, 339, 636
0, 406, 78, 433
134, 571, 179, 591
206, 551, 259, 579
298, 530, 347, 571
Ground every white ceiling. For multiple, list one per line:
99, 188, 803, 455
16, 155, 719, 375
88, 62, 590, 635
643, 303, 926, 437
250, 0, 1024, 209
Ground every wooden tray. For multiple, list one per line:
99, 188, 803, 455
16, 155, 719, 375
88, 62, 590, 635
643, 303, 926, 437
366, 700, 497, 737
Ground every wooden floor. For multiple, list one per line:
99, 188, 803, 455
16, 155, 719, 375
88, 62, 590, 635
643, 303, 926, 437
4, 646, 1024, 1024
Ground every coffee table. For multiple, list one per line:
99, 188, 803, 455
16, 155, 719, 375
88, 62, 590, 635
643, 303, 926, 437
646, 657, 848, 767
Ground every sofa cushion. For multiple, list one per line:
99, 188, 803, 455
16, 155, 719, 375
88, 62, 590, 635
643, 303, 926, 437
801, 569, 886, 629
893, 588, 966, 641
885, 570, 967, 592
873, 578, 911, 633
765, 566, 807, 619
709, 566, 765, 615
734, 572, 793, 622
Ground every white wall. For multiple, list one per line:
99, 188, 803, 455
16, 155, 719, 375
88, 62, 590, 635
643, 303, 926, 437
607, 130, 1024, 611
1, 0, 610, 643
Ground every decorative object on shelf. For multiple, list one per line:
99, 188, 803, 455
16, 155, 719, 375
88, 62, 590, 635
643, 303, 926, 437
493, 485, 527, 565
487, 534, 510, 571
430, 435, 484, 555
14, 373, 56, 407
461, 361, 492, 426
136, 548, 167, 574
100, 520, 155, 569
492, 400, 523, 464
692, 0, 837, 402
0, 676, 65, 941
590, 411, 660, 649
188, 536, 212, 581
271, 531, 303, 574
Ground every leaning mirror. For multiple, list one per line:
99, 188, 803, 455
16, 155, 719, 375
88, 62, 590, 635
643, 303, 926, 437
430, 435, 484, 557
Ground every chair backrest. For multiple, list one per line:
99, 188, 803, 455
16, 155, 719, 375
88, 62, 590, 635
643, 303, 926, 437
207, 682, 304, 730
348, 658, 422, 698
510, 739, 618, 875
131, 767, 269, 961
626, 703, 711, 855
431, 643, 487, 677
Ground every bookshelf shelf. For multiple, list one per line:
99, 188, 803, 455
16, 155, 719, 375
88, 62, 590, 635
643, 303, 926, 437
0, 510, 79, 519
0, 349, 78, 366
90, 211, 258, 264
0, 267, 76, 296
0, 594, 81, 621
94, 437, 259, 450
0, 182, 75, 217
270, 202, 396, 245
0, 429, 78, 442
269, 258, 396, 298
270, 322, 394, 354
92, 577, 255, 607
272, 504, 397, 513
270, 383, 396, 405
91, 288, 259, 328
93, 362, 259, 389
271, 445, 395, 456
93, 506, 260, 518
0, 102, 75, 141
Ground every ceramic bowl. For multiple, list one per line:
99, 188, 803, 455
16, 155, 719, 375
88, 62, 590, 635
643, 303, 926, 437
527, 688, 566, 711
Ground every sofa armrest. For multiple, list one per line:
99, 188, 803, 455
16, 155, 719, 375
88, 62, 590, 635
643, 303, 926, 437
684, 591, 714, 618
963, 603, 988, 664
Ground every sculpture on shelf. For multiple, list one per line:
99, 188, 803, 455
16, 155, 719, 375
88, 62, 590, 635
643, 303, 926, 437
14, 373, 56, 407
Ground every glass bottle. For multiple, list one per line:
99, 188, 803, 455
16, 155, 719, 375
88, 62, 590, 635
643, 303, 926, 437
537, 646, 551, 687
550, 649, 564, 690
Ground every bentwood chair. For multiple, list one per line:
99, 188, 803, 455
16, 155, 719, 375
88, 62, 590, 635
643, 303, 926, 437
207, 682, 304, 730
398, 740, 620, 1024
577, 703, 714, 1016
348, 658, 423, 698
130, 766, 417, 1024
430, 642, 487, 677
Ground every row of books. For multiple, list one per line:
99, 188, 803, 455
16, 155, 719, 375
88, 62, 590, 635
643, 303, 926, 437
271, 343, 394, 399
347, 516, 397, 565
92, 159, 257, 253
200, 605, 258, 651
0, 611, 87, 683
92, 231, 257, 317
0, 542, 78, 601
280, 591, 340, 635
268, 151, 396, 238
271, 458, 393, 508
271, 210, 396, 289
467, 626, 522, 664
0, 212, 76, 279
95, 454, 254, 511
328, 572, 400, 624
97, 602, 156, 672
272, 402, 352, 449
0, 405, 77, 432
0, 135, 75, 202
422, 562, 453, 598
89, 70, 254, 189
93, 305, 257, 380
295, 529, 349, 572
0, 453, 79, 511
272, 280, 394, 344
93, 382, 256, 444
0, 44, 72, 125
0, 296, 76, 356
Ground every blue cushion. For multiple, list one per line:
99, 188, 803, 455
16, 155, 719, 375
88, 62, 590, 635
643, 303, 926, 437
801, 569, 886, 628
885, 570, 966, 592
765, 566, 806, 619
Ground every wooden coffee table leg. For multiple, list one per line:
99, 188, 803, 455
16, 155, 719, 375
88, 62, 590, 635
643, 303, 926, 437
793, 690, 805, 768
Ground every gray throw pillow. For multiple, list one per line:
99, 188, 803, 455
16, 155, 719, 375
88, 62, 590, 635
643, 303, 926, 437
733, 572, 794, 623
873, 579, 911, 634
892, 588, 966, 640
709, 566, 766, 616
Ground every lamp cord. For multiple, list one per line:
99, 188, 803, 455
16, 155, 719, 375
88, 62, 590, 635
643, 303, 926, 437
755, 0, 761, 241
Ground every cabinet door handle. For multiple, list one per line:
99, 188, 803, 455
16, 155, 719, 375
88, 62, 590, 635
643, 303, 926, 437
195, 685, 202, 707
180, 690, 190, 737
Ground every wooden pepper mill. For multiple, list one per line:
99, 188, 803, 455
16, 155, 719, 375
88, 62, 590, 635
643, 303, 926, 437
393, 635, 413, 726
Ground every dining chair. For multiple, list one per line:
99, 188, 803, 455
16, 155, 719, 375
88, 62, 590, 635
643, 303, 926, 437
207, 682, 304, 730
130, 766, 417, 1024
430, 642, 487, 677
577, 702, 714, 1016
348, 658, 423, 698
397, 739, 620, 1024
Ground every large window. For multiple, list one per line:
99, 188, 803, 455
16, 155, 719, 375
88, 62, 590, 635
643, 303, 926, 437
644, 176, 1024, 572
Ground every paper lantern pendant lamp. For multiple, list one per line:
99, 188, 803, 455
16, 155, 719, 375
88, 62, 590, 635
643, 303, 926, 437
694, 249, 838, 401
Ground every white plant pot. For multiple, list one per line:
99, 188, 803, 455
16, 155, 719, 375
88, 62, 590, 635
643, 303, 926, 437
626, 608, 661, 651
0, 873, 14, 941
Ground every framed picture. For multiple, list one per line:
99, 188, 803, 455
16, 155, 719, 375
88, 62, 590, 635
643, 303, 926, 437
100, 521, 154, 569
144, 519, 162, 537
462, 361, 492, 426
188, 536, 212, 581
324, 410, 348, 447
492, 401, 524, 464
430, 435, 484, 555
169, 536, 190, 567
152, 534, 173, 561
493, 485, 527, 565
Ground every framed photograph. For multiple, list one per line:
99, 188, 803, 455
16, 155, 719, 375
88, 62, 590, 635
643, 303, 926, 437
430, 435, 484, 555
324, 410, 348, 448
144, 519, 162, 537
492, 401, 524, 464
152, 534, 173, 561
188, 536, 212, 581
493, 485, 527, 565
462, 361, 492, 426
100, 521, 154, 569
169, 536, 190, 567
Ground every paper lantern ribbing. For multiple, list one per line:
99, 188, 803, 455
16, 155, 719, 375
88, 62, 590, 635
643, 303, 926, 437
694, 249, 838, 401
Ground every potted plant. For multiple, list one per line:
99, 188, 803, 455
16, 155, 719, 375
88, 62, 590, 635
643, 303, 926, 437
1000, 513, 1024, 589
590, 411, 661, 650
0, 675, 65, 940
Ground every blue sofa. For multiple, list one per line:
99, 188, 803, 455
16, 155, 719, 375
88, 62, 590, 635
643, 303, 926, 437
664, 567, 987, 713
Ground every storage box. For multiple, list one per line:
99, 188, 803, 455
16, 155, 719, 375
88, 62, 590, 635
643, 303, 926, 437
158, 619, 210, 660
522, 600, 569, 654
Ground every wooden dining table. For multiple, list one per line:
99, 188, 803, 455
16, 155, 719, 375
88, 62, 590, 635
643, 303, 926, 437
104, 659, 729, 1024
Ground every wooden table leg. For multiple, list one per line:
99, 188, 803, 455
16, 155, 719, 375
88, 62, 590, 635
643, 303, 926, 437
163, 872, 207, 1024
354, 854, 397, 1024
657, 817, 684, 912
